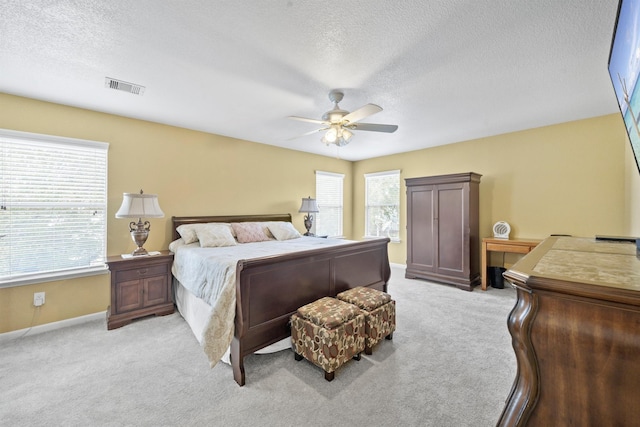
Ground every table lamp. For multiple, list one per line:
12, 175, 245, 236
115, 189, 164, 255
298, 196, 319, 236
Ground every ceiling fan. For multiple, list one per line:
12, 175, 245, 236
288, 90, 398, 147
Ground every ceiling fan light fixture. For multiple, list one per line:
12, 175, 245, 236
320, 125, 353, 146
324, 127, 338, 143
292, 90, 397, 148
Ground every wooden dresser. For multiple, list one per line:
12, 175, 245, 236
405, 172, 481, 291
498, 236, 640, 426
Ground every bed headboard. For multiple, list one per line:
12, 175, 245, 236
171, 214, 292, 241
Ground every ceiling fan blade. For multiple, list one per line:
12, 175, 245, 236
350, 122, 398, 133
287, 127, 329, 140
342, 104, 383, 124
288, 116, 329, 125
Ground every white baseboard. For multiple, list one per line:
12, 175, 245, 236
0, 311, 106, 343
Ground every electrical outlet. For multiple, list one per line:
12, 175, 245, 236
33, 292, 45, 307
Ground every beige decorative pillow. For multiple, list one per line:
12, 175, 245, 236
268, 222, 302, 241
176, 223, 205, 244
257, 222, 276, 239
196, 223, 237, 247
231, 222, 272, 243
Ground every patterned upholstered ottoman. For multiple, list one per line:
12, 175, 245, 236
291, 297, 366, 381
337, 286, 396, 355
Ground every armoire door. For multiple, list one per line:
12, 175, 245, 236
406, 184, 435, 272
435, 182, 468, 279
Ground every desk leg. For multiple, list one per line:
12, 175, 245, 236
481, 241, 488, 291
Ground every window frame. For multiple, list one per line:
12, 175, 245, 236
364, 169, 401, 242
314, 170, 344, 238
0, 128, 109, 288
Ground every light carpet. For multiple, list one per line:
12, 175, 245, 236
0, 265, 516, 426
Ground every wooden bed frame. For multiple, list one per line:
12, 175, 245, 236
171, 214, 391, 386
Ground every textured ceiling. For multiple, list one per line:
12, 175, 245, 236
0, 0, 622, 161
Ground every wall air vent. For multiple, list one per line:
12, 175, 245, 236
104, 77, 145, 95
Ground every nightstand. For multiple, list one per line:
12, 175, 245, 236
106, 251, 175, 330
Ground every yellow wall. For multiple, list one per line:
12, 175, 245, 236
0, 92, 633, 333
354, 114, 629, 266
0, 93, 352, 333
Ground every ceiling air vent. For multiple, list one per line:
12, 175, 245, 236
104, 77, 145, 95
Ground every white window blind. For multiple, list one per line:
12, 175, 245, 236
315, 171, 344, 237
365, 170, 400, 241
0, 129, 108, 287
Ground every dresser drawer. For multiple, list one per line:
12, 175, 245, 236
116, 263, 168, 282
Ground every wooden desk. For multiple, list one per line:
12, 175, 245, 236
481, 238, 540, 290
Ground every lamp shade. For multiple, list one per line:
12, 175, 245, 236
298, 197, 319, 213
115, 191, 164, 218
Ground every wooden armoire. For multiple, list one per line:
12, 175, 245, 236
405, 172, 481, 291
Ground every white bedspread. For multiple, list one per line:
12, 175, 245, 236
171, 236, 352, 367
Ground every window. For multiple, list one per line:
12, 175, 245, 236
365, 170, 400, 241
0, 129, 108, 287
315, 171, 344, 237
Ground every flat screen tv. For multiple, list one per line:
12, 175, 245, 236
609, 0, 640, 174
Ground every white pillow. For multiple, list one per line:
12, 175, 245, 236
176, 223, 205, 244
168, 238, 186, 252
268, 222, 302, 241
196, 223, 237, 247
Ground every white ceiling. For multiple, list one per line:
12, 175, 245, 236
0, 0, 622, 161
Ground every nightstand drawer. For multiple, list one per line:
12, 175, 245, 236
116, 264, 168, 282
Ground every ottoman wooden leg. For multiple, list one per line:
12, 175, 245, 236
324, 371, 335, 382
294, 352, 303, 361
386, 332, 393, 340
353, 353, 361, 361
365, 345, 373, 355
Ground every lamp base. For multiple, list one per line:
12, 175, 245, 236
303, 214, 314, 237
131, 246, 149, 256
129, 219, 151, 256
